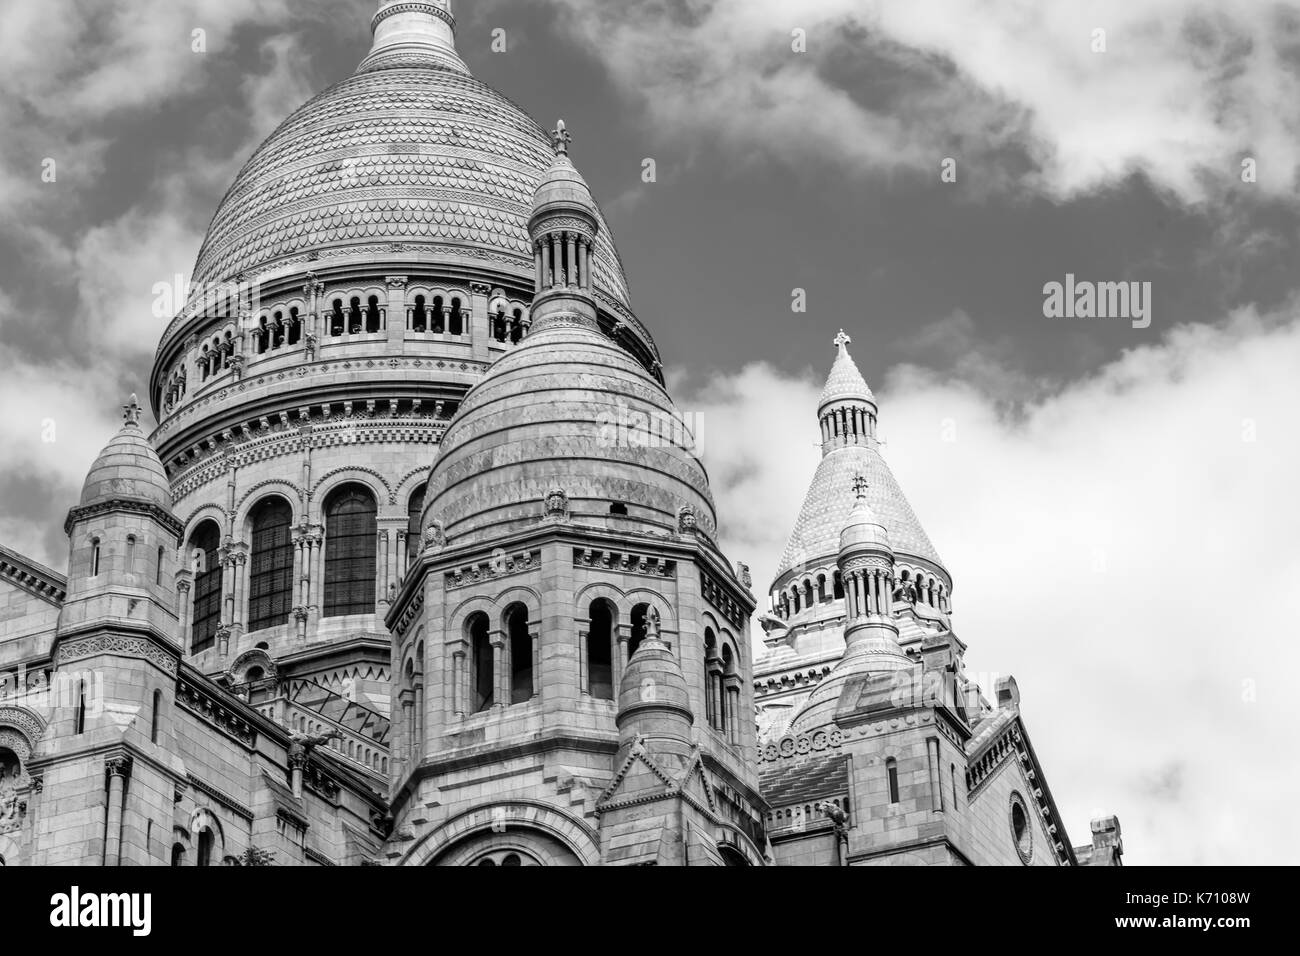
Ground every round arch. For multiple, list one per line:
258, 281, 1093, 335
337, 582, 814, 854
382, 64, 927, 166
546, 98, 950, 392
397, 800, 599, 867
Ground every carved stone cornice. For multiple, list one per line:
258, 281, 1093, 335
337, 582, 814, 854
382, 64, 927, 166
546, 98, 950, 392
64, 499, 184, 540
54, 634, 179, 677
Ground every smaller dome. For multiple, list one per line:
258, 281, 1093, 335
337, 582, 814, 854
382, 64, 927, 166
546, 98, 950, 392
617, 613, 693, 742
79, 396, 172, 510
530, 122, 598, 221
819, 330, 875, 413
839, 477, 892, 555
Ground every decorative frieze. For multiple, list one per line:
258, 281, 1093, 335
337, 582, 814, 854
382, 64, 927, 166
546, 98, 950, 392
700, 570, 746, 629
446, 550, 541, 590
54, 635, 179, 677
572, 547, 675, 578
176, 679, 257, 747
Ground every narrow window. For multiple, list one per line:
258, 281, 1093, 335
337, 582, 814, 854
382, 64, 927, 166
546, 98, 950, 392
431, 296, 445, 333
507, 604, 532, 704
90, 538, 101, 577
256, 317, 268, 354
171, 844, 185, 867
366, 295, 382, 333
951, 764, 958, 809
587, 600, 614, 700
348, 297, 362, 333
331, 299, 345, 336
156, 546, 165, 586
886, 757, 900, 804
449, 297, 463, 336
833, 571, 844, 599
288, 307, 301, 345
151, 689, 163, 744
248, 497, 294, 631
412, 295, 427, 333
629, 603, 649, 660
189, 521, 223, 654
704, 628, 719, 729
75, 680, 86, 735
511, 309, 524, 344
720, 644, 735, 736
469, 612, 493, 713
197, 829, 213, 868
323, 485, 377, 617
406, 483, 426, 568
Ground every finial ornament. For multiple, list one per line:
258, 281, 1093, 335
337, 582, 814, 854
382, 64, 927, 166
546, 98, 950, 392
550, 119, 572, 156
852, 473, 869, 498
834, 329, 852, 355
122, 393, 143, 427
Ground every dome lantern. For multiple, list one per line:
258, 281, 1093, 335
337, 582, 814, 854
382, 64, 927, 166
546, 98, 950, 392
358, 0, 468, 74
527, 120, 601, 332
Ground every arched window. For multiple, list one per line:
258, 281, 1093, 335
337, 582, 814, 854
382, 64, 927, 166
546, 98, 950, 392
190, 521, 222, 654
817, 574, 827, 602
511, 308, 524, 344
629, 603, 649, 660
256, 316, 269, 354
886, 757, 900, 804
833, 570, 844, 600
704, 628, 721, 730
468, 612, 493, 713
505, 604, 533, 704
90, 537, 101, 577
248, 497, 293, 632
348, 297, 363, 333
323, 486, 377, 617
272, 311, 286, 348
407, 483, 426, 568
171, 844, 185, 867
197, 829, 213, 868
720, 644, 735, 736
431, 296, 445, 333
448, 297, 463, 336
412, 295, 427, 332
587, 599, 614, 699
126, 534, 136, 573
330, 299, 345, 336
366, 295, 382, 333
288, 307, 302, 345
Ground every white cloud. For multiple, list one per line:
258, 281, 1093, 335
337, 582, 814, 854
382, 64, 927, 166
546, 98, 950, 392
544, 0, 1300, 203
680, 301, 1300, 864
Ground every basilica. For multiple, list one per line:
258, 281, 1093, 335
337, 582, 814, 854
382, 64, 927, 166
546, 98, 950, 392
0, 0, 1122, 866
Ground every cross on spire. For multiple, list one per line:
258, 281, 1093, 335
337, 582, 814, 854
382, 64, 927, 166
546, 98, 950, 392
550, 119, 572, 156
834, 329, 852, 355
122, 393, 142, 428
852, 473, 869, 498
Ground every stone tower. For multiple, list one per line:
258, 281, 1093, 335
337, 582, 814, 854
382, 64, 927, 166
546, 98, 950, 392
382, 126, 768, 866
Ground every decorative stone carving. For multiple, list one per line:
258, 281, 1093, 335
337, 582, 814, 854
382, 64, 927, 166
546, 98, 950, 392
736, 561, 752, 589
544, 486, 568, 519
424, 520, 446, 551
677, 505, 698, 535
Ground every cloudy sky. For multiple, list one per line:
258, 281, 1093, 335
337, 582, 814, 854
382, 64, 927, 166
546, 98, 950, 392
1, 0, 1298, 865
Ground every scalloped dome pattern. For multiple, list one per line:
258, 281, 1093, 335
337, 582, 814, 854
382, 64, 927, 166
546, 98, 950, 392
192, 67, 631, 307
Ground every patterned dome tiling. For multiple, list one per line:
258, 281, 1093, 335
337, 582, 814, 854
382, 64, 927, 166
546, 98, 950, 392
192, 66, 631, 307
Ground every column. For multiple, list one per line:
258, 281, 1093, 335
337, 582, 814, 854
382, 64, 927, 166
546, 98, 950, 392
615, 626, 630, 694
451, 647, 466, 720
413, 680, 424, 753
176, 578, 193, 655
491, 634, 506, 710
400, 694, 415, 762
531, 628, 540, 698
566, 233, 578, 287
534, 240, 544, 292
396, 531, 408, 583
104, 755, 131, 866
377, 530, 390, 607
545, 235, 555, 289
579, 239, 591, 291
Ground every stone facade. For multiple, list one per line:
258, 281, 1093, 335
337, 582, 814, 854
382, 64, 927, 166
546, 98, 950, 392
0, 1, 1119, 867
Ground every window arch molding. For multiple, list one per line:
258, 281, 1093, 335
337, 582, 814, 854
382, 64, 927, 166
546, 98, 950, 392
309, 469, 391, 513
234, 482, 303, 526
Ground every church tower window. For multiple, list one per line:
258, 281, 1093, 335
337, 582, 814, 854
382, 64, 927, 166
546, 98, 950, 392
366, 295, 382, 333
189, 521, 222, 654
506, 603, 532, 704
629, 603, 649, 659
90, 537, 101, 577
587, 599, 615, 699
412, 295, 427, 332
886, 757, 900, 804
323, 485, 377, 618
448, 297, 464, 336
248, 497, 294, 632
468, 612, 493, 713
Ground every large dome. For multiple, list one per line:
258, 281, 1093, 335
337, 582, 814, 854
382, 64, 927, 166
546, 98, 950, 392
190, 14, 631, 308
424, 315, 717, 548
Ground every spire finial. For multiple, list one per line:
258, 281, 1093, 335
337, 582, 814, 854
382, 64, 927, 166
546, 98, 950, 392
122, 393, 142, 428
834, 329, 852, 355
852, 473, 869, 498
550, 119, 572, 156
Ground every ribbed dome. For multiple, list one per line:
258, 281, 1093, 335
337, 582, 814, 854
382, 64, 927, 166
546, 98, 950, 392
190, 56, 631, 308
424, 316, 716, 547
819, 335, 875, 411
531, 150, 597, 219
80, 403, 172, 510
776, 444, 940, 579
840, 485, 892, 555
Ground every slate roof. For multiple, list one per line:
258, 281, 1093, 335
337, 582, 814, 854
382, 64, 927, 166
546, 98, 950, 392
759, 752, 850, 808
